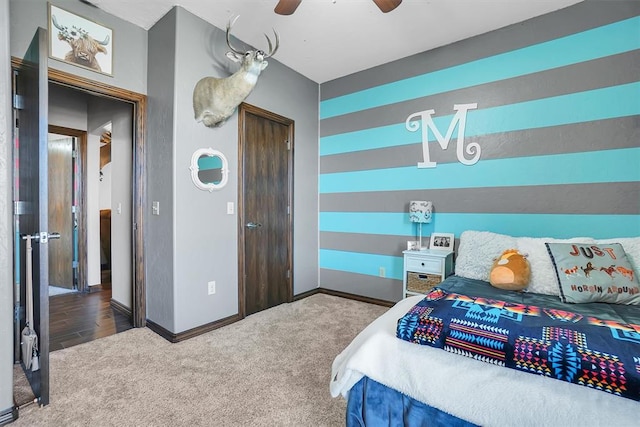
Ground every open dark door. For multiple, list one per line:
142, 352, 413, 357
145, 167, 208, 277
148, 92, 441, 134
13, 27, 50, 406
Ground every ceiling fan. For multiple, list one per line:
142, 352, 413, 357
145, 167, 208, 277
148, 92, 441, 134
274, 0, 402, 15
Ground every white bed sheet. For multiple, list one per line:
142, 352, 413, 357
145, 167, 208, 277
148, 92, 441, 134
330, 295, 639, 427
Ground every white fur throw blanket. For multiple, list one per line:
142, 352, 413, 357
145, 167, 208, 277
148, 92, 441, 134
330, 295, 638, 427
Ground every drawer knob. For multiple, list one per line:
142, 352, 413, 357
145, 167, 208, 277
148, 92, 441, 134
421, 262, 425, 266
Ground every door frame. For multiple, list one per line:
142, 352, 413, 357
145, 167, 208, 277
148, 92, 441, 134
237, 103, 294, 318
12, 58, 147, 327
48, 125, 87, 293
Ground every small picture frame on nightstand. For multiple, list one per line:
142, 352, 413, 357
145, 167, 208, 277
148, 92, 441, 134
430, 233, 455, 251
407, 240, 420, 251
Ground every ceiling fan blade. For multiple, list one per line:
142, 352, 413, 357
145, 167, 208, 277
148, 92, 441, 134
274, 0, 302, 15
372, 0, 402, 13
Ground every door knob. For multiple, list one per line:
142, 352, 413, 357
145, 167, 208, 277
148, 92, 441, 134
246, 222, 262, 229
22, 232, 61, 243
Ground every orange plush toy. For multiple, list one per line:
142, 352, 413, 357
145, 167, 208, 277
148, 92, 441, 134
489, 249, 531, 291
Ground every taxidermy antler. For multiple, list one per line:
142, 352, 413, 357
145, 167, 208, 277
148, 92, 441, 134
193, 16, 279, 127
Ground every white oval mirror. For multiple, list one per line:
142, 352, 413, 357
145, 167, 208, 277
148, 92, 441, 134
189, 148, 229, 191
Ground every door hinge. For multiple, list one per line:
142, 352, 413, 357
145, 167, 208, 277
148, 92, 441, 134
286, 269, 290, 279
72, 149, 78, 159
13, 94, 24, 110
14, 201, 32, 215
287, 205, 290, 215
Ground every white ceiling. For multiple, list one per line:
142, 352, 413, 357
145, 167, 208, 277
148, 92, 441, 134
90, 0, 583, 83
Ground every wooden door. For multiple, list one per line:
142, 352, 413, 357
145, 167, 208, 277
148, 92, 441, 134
238, 103, 294, 316
13, 28, 50, 405
47, 132, 74, 288
48, 125, 88, 293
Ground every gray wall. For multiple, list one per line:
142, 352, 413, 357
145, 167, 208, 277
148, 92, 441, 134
172, 8, 239, 332
10, 0, 147, 94
87, 97, 133, 308
49, 84, 88, 131
146, 7, 319, 333
145, 8, 177, 332
319, 1, 640, 302
0, 0, 14, 417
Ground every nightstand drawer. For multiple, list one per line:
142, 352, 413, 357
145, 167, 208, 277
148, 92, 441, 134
406, 257, 440, 273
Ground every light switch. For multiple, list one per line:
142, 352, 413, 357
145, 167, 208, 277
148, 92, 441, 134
227, 202, 234, 215
152, 201, 160, 215
117, 203, 122, 214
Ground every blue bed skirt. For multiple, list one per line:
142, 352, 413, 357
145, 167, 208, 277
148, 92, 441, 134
346, 376, 476, 427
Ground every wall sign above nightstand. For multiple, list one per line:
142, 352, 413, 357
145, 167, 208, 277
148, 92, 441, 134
406, 103, 479, 168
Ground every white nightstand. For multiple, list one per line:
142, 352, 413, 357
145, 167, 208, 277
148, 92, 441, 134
402, 249, 454, 298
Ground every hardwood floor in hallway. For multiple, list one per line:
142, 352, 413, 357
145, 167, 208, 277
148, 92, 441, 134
49, 272, 133, 351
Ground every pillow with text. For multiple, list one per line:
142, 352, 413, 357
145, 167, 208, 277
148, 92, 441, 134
546, 242, 640, 305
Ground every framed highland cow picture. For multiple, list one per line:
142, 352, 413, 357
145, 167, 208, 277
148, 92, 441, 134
48, 3, 113, 75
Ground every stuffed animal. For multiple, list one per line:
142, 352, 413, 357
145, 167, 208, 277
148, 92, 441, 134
489, 249, 530, 291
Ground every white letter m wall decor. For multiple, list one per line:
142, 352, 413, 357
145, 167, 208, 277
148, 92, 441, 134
405, 103, 479, 168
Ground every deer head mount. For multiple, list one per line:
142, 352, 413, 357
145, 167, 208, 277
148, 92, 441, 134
193, 16, 279, 128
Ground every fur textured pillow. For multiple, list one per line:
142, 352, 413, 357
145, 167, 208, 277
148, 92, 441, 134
455, 231, 517, 281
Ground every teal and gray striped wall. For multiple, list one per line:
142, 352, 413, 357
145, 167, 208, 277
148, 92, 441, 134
319, 2, 640, 302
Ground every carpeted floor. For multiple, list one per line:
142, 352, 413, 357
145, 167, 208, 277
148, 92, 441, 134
14, 294, 388, 426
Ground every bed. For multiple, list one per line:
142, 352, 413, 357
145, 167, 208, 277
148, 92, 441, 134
330, 231, 640, 426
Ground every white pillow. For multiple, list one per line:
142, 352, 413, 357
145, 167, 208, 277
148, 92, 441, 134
455, 231, 517, 281
517, 237, 595, 296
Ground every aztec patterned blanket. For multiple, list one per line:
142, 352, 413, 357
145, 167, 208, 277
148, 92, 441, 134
396, 288, 640, 401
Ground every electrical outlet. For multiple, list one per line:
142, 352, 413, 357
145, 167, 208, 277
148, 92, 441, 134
379, 267, 386, 278
207, 281, 216, 295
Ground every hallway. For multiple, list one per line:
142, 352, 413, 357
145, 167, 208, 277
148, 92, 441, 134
49, 272, 132, 351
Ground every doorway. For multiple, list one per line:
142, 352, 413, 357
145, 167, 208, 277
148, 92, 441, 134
238, 103, 294, 317
45, 68, 147, 328
46, 112, 134, 353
